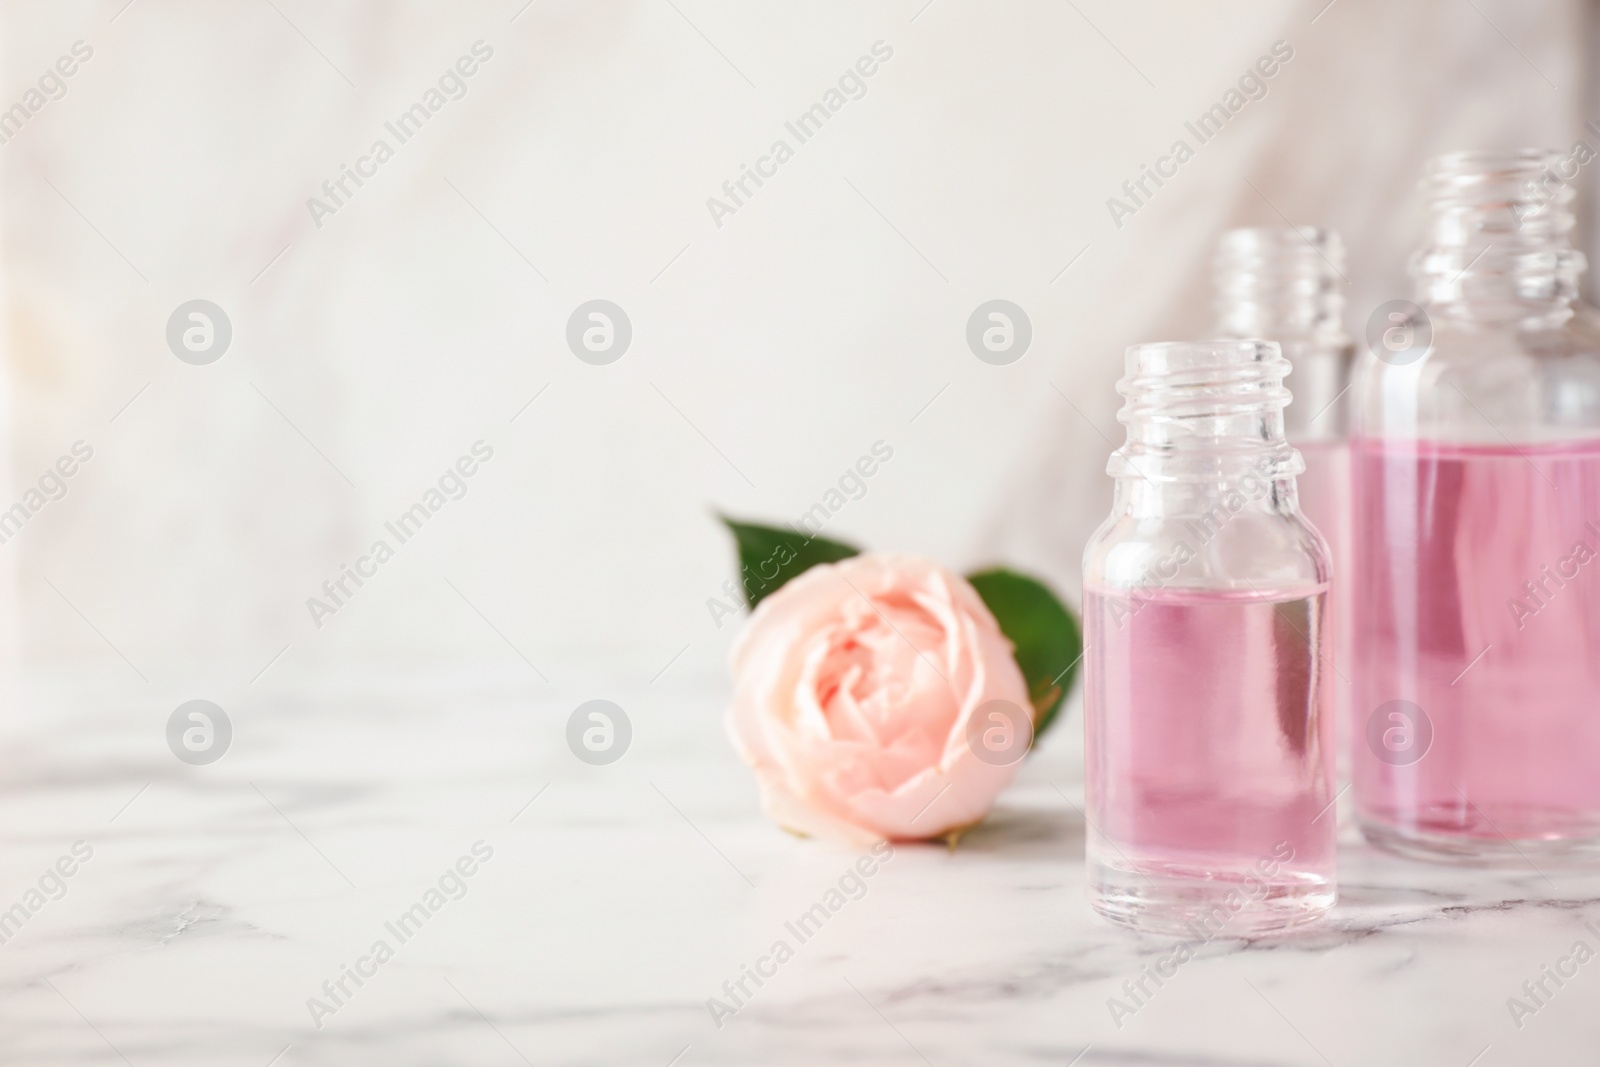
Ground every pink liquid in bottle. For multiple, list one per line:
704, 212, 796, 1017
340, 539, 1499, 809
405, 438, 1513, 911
1295, 439, 1353, 768
1352, 438, 1600, 859
1084, 585, 1337, 935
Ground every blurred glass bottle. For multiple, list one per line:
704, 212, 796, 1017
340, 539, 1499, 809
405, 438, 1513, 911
1352, 149, 1600, 862
1215, 227, 1355, 777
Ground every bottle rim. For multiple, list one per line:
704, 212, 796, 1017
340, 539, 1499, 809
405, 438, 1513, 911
1118, 339, 1290, 396
1426, 147, 1561, 177
1110, 340, 1302, 482
1411, 146, 1584, 315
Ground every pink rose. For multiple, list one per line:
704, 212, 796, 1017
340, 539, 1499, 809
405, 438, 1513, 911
727, 553, 1032, 844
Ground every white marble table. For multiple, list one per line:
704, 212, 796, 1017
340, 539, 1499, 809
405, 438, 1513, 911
2, 669, 1597, 1066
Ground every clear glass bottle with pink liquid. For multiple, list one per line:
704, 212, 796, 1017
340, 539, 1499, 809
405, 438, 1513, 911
1084, 340, 1337, 935
1215, 229, 1355, 781
1352, 149, 1600, 863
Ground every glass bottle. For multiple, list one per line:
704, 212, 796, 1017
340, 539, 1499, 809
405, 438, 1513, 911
1215, 228, 1355, 780
1083, 340, 1337, 935
1352, 149, 1600, 863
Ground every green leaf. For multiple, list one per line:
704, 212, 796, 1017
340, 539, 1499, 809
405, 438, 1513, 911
966, 567, 1082, 740
719, 517, 860, 610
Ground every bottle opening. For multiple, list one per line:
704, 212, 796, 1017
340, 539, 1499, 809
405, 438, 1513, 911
1111, 340, 1302, 482
1118, 339, 1292, 404
1214, 227, 1346, 340
1413, 147, 1585, 316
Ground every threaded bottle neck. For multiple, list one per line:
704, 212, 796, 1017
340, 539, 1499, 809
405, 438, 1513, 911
1214, 227, 1346, 341
1110, 340, 1302, 484
1412, 149, 1585, 321
1214, 226, 1353, 442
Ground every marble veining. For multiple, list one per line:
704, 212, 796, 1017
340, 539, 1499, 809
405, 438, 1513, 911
1, 676, 1597, 1066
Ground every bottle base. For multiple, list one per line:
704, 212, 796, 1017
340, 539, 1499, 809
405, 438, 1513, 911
1088, 864, 1334, 938
1360, 818, 1600, 867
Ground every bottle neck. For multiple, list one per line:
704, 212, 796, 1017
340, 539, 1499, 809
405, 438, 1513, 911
1110, 340, 1304, 517
1214, 227, 1347, 341
1412, 149, 1585, 327
1213, 227, 1353, 440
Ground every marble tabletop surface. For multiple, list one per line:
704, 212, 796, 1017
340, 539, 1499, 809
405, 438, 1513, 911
3, 668, 1598, 1067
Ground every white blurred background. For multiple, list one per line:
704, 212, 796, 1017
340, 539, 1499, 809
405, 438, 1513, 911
0, 0, 1589, 699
